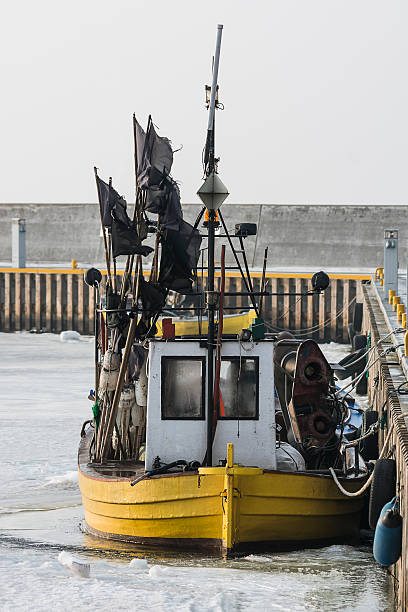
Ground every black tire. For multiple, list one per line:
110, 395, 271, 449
360, 410, 379, 460
368, 458, 396, 529
338, 348, 366, 379
355, 373, 368, 395
352, 334, 367, 351
353, 302, 363, 332
347, 323, 355, 345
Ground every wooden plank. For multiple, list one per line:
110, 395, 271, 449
343, 280, 350, 342
4, 273, 11, 331
307, 284, 315, 338
295, 278, 302, 333
67, 273, 73, 330
318, 289, 326, 341
46, 274, 52, 332
0, 274, 3, 330
263, 275, 272, 326
283, 278, 290, 330
15, 273, 21, 331
24, 273, 31, 330
78, 273, 84, 334
56, 274, 63, 333
88, 282, 95, 336
330, 279, 338, 342
35, 273, 41, 331
271, 278, 278, 330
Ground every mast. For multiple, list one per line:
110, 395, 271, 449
197, 24, 229, 466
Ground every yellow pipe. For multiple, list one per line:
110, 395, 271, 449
389, 290, 396, 304
375, 267, 384, 281
402, 313, 407, 330
393, 296, 400, 311
397, 304, 405, 323
71, 259, 78, 269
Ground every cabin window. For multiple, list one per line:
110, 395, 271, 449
161, 357, 205, 420
218, 357, 259, 420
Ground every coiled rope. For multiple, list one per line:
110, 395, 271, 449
329, 422, 394, 497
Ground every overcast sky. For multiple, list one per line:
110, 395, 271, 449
0, 0, 406, 204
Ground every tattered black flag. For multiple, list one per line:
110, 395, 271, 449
111, 196, 153, 258
158, 220, 202, 294
134, 117, 173, 189
95, 174, 127, 228
145, 173, 182, 231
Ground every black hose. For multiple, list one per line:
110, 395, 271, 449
130, 459, 188, 486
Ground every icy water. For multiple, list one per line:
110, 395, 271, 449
0, 333, 394, 611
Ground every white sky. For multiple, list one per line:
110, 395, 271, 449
0, 0, 406, 204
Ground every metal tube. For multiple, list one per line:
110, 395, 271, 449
207, 25, 223, 132
206, 209, 216, 466
259, 247, 268, 317
218, 210, 259, 316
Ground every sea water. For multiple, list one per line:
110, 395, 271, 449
0, 332, 394, 611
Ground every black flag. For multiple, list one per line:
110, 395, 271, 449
111, 196, 153, 258
95, 174, 125, 228
158, 220, 202, 294
136, 117, 173, 189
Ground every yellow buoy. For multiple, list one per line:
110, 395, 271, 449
397, 304, 405, 323
393, 296, 400, 311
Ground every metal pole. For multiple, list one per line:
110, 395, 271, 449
206, 209, 216, 466
204, 25, 223, 466
259, 247, 268, 317
207, 25, 223, 133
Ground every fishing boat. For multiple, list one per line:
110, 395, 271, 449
78, 25, 368, 555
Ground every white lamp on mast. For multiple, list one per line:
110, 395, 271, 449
197, 171, 229, 211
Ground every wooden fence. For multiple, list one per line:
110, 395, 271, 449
0, 269, 368, 342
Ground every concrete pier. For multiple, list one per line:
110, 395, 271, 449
363, 276, 408, 610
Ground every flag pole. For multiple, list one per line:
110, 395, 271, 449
94, 167, 112, 286
205, 24, 223, 467
108, 176, 117, 292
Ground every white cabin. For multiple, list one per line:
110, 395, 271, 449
145, 339, 277, 469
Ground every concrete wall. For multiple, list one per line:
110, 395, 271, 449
0, 202, 407, 269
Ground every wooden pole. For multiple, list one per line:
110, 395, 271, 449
259, 247, 268, 317
94, 167, 112, 286
100, 269, 142, 461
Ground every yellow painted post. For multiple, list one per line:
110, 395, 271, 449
389, 290, 396, 304
393, 296, 400, 311
402, 313, 407, 330
375, 267, 384, 281
222, 443, 234, 553
227, 443, 234, 468
72, 259, 78, 269
397, 304, 405, 323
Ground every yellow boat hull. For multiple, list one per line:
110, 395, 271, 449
78, 464, 365, 553
155, 310, 256, 337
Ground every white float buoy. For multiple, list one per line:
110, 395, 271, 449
58, 551, 90, 578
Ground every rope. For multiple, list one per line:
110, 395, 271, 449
329, 422, 394, 497
335, 339, 405, 397
264, 297, 356, 335
344, 422, 378, 447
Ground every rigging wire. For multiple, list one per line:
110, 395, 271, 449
264, 297, 357, 335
